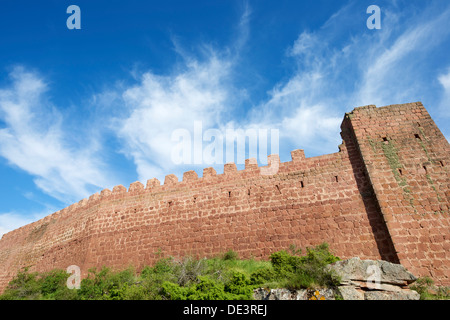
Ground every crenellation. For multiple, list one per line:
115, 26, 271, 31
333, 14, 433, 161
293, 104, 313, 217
0, 102, 449, 294
182, 170, 198, 182
78, 198, 88, 207
223, 162, 238, 175
129, 181, 144, 193
146, 178, 161, 190
112, 185, 127, 194
164, 174, 178, 185
291, 149, 305, 162
245, 158, 258, 170
100, 188, 111, 198
88, 192, 100, 203
67, 202, 79, 212
202, 167, 217, 179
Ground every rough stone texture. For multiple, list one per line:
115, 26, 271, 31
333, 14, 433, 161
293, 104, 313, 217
343, 103, 450, 284
253, 288, 336, 300
0, 102, 448, 293
253, 258, 420, 300
337, 286, 365, 300
329, 257, 420, 300
328, 257, 417, 286
364, 290, 419, 300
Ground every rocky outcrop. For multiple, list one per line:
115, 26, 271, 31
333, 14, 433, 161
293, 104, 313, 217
328, 257, 419, 300
253, 258, 420, 300
253, 288, 337, 300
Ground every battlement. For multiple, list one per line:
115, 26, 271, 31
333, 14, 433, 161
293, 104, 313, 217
2, 147, 343, 239
0, 102, 449, 292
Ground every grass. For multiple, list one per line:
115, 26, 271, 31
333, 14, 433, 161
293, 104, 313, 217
410, 277, 450, 300
0, 243, 341, 300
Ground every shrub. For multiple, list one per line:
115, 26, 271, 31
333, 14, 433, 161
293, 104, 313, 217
160, 281, 189, 300
269, 250, 301, 275
224, 271, 253, 299
222, 250, 239, 261
40, 269, 78, 300
410, 277, 450, 300
0, 242, 341, 300
250, 267, 276, 285
269, 243, 341, 290
188, 276, 228, 300
0, 267, 42, 300
0, 267, 78, 300
173, 256, 208, 286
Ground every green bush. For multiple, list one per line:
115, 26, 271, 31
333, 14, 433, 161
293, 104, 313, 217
160, 281, 189, 300
250, 267, 276, 285
224, 271, 253, 299
222, 250, 239, 261
40, 269, 78, 300
0, 267, 42, 300
188, 276, 228, 300
410, 277, 450, 300
0, 242, 341, 300
269, 242, 341, 289
0, 267, 78, 300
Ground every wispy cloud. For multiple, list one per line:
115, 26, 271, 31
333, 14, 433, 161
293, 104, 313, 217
438, 68, 450, 118
115, 5, 255, 181
117, 54, 234, 181
0, 208, 54, 238
0, 67, 115, 204
2, 1, 450, 216
355, 4, 450, 107
246, 1, 450, 157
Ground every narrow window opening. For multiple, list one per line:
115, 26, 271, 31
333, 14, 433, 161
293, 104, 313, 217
300, 181, 304, 188
439, 161, 444, 167
275, 185, 281, 194
335, 176, 339, 182
228, 191, 231, 198
398, 168, 403, 176
248, 189, 251, 196
193, 197, 197, 203
423, 166, 427, 174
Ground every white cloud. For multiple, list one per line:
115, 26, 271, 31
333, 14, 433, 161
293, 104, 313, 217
438, 69, 450, 117
0, 67, 115, 204
0, 210, 51, 239
115, 1, 450, 172
355, 6, 450, 107
3, 1, 450, 211
117, 55, 233, 181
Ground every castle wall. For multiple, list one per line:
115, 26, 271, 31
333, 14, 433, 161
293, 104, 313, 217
346, 102, 450, 285
0, 102, 448, 293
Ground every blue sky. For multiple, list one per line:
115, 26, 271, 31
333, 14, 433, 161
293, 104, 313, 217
0, 0, 449, 236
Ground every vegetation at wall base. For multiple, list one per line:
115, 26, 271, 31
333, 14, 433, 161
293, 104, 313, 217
1, 242, 448, 300
410, 277, 450, 300
0, 243, 339, 300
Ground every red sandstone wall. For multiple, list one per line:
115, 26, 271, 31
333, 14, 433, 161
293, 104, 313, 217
0, 132, 390, 292
347, 102, 450, 285
0, 102, 448, 293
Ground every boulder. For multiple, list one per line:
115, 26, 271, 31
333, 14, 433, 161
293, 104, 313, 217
253, 257, 420, 300
328, 257, 419, 300
327, 257, 417, 286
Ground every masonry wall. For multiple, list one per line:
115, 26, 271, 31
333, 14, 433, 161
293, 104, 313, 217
0, 102, 448, 293
346, 102, 450, 285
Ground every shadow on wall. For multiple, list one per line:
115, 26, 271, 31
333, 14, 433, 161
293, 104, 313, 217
341, 117, 400, 264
